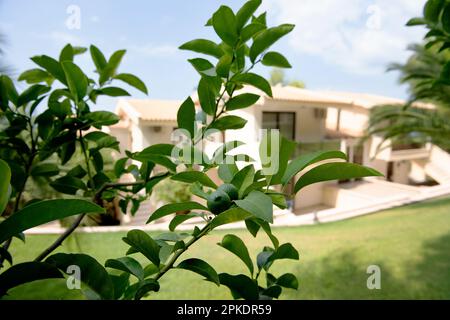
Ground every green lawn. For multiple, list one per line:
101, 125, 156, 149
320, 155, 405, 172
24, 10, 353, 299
4, 196, 450, 300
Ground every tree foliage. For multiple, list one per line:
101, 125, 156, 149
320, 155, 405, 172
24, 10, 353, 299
0, 1, 380, 300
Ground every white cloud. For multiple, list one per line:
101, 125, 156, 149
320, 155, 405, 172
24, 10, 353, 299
32, 31, 85, 46
129, 44, 178, 57
265, 0, 427, 75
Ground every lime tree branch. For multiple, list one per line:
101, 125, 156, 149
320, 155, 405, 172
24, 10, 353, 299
153, 223, 211, 281
34, 180, 146, 262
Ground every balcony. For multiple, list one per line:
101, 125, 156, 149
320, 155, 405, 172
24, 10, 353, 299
389, 142, 431, 161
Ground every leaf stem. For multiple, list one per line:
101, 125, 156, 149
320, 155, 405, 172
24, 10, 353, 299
153, 223, 211, 281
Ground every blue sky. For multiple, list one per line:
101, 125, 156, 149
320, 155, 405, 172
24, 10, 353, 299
0, 0, 427, 111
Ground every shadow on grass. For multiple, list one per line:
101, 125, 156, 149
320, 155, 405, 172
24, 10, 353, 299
284, 232, 450, 300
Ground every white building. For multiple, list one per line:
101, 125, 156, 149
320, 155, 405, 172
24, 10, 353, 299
110, 86, 450, 224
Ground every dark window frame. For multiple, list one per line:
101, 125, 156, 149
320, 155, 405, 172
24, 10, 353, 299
262, 111, 296, 140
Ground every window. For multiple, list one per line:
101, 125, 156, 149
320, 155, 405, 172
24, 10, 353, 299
262, 112, 296, 140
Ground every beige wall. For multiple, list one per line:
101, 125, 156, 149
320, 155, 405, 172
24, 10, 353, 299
294, 182, 325, 210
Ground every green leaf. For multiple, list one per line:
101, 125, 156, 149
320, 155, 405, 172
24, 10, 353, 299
0, 262, 63, 297
294, 162, 383, 193
442, 3, 450, 33
197, 77, 218, 116
46, 253, 114, 300
212, 6, 238, 46
231, 164, 255, 198
50, 176, 86, 195
241, 23, 266, 43
249, 24, 295, 62
218, 163, 239, 183
67, 165, 87, 179
261, 51, 292, 68
85, 131, 119, 150
147, 202, 208, 223
30, 163, 59, 177
257, 249, 274, 270
226, 93, 260, 111
0, 246, 12, 265
109, 273, 130, 300
100, 49, 126, 85
216, 53, 233, 78
218, 234, 254, 275
212, 141, 244, 164
177, 97, 196, 138
424, 0, 444, 23
17, 84, 50, 107
277, 273, 298, 290
179, 39, 224, 59
61, 61, 88, 102
261, 285, 282, 299
189, 58, 215, 75
0, 199, 104, 244
209, 207, 252, 230
135, 279, 160, 300
122, 230, 160, 266
266, 136, 296, 185
18, 69, 53, 85
282, 150, 348, 186
169, 213, 199, 231
59, 44, 74, 62
135, 154, 177, 173
0, 75, 19, 107
0, 159, 11, 214
267, 192, 287, 209
114, 73, 148, 94
218, 273, 258, 300
136, 144, 175, 159
171, 171, 218, 189
406, 17, 427, 26
233, 73, 273, 97
267, 243, 299, 263
236, 0, 262, 31
235, 191, 273, 223
105, 257, 144, 280
98, 87, 130, 97
85, 111, 120, 127
256, 220, 279, 248
245, 219, 260, 237
114, 158, 128, 177
211, 115, 247, 131
90, 45, 108, 72
30, 55, 67, 84
177, 258, 220, 286
145, 172, 170, 193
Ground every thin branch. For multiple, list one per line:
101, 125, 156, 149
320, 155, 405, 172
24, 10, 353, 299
33, 180, 146, 262
34, 213, 85, 262
153, 223, 211, 281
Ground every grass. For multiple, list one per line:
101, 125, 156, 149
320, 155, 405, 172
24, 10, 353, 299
4, 196, 450, 300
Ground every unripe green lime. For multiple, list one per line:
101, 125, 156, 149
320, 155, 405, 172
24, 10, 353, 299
207, 190, 232, 215
217, 183, 239, 201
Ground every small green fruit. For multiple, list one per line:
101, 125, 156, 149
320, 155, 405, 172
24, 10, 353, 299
207, 190, 232, 215
217, 183, 239, 201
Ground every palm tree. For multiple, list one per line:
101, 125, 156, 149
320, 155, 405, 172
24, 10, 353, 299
367, 43, 450, 152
